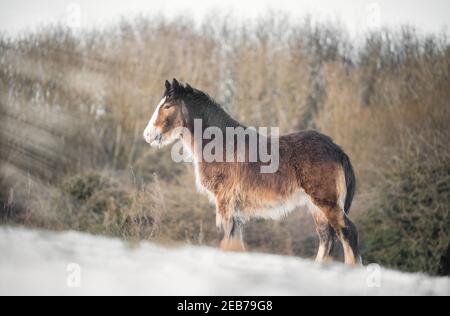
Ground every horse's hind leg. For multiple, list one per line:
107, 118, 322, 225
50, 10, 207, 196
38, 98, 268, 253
312, 210, 336, 262
324, 206, 360, 265
340, 215, 360, 265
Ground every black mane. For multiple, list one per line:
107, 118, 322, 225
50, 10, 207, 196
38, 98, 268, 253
164, 79, 243, 131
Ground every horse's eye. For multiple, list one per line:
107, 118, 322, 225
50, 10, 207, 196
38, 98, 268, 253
163, 104, 173, 109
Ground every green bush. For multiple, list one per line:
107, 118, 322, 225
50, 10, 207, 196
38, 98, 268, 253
57, 173, 162, 240
361, 154, 450, 275
61, 173, 113, 203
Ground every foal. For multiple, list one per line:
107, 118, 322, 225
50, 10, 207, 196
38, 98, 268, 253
144, 79, 360, 265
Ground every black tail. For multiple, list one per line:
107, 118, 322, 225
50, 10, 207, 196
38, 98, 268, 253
342, 154, 356, 214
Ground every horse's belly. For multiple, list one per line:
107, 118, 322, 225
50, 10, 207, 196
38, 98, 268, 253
243, 190, 316, 220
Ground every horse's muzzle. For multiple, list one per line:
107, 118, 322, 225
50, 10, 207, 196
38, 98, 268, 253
144, 128, 162, 147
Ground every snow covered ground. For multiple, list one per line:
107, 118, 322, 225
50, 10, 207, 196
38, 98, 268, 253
0, 227, 448, 296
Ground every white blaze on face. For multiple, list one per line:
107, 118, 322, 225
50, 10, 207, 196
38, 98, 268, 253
143, 96, 166, 145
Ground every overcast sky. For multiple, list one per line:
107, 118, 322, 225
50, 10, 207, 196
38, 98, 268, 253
0, 0, 449, 37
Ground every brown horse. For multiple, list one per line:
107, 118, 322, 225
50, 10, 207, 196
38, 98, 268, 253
144, 79, 360, 265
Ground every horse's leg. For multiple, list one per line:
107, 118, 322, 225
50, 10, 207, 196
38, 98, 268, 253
312, 210, 336, 262
220, 217, 245, 252
322, 205, 360, 265
340, 215, 360, 265
216, 200, 245, 252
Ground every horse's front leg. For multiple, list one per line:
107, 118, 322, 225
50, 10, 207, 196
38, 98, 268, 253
216, 200, 246, 252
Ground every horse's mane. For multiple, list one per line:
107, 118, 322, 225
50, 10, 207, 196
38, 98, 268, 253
165, 80, 243, 131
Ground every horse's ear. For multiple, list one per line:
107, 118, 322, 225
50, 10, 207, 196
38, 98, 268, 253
172, 78, 180, 89
185, 83, 193, 93
165, 80, 171, 91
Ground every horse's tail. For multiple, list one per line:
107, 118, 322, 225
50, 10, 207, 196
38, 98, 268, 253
342, 154, 356, 214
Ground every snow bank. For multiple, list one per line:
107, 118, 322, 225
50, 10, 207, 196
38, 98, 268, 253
0, 227, 448, 296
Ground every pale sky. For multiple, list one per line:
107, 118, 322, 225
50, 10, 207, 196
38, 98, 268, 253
0, 0, 449, 37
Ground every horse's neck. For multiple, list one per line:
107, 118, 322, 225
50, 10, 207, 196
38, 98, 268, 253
201, 106, 243, 131
184, 104, 244, 162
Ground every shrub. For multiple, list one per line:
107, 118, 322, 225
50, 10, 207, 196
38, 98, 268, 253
57, 172, 163, 241
361, 143, 450, 275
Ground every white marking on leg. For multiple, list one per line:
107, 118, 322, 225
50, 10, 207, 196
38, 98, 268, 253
316, 244, 327, 262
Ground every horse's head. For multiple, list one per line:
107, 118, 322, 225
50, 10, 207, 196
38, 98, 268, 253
143, 78, 193, 148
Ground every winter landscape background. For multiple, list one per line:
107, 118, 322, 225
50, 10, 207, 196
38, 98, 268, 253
0, 0, 449, 295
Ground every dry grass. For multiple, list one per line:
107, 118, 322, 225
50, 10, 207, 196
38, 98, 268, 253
0, 15, 449, 274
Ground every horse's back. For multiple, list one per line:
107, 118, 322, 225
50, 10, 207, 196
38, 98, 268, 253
279, 130, 354, 210
280, 130, 346, 160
